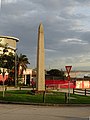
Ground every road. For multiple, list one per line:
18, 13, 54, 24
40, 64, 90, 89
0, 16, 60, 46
0, 104, 90, 120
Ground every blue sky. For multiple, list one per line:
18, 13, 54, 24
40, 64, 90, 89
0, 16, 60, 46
0, 0, 90, 71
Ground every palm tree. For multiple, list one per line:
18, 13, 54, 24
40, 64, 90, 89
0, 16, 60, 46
17, 53, 30, 74
17, 54, 30, 84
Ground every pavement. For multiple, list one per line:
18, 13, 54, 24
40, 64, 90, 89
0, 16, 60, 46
0, 86, 73, 92
0, 86, 90, 120
0, 104, 90, 120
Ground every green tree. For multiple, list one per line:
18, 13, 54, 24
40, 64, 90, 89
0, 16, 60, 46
0, 50, 30, 85
46, 69, 66, 80
0, 52, 15, 85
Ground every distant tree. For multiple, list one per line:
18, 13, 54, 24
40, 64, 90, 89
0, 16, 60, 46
46, 69, 66, 80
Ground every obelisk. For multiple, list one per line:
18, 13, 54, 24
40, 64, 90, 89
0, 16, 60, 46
37, 23, 45, 91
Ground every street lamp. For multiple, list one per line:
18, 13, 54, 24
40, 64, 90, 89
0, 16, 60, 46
2, 67, 6, 97
15, 49, 17, 87
2, 48, 8, 98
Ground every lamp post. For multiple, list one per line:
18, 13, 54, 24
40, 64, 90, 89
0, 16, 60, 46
15, 49, 17, 87
2, 68, 5, 98
2, 48, 8, 98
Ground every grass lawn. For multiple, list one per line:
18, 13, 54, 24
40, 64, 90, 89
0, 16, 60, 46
0, 90, 90, 104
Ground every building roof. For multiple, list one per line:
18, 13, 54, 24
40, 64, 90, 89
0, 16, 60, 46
0, 35, 19, 42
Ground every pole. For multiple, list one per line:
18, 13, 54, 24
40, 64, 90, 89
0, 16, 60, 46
2, 48, 8, 97
2, 68, 5, 98
68, 75, 70, 103
15, 49, 17, 87
65, 66, 72, 103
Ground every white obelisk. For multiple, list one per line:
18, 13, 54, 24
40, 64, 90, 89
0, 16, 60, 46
37, 23, 45, 91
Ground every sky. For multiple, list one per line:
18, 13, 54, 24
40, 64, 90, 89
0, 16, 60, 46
0, 0, 90, 71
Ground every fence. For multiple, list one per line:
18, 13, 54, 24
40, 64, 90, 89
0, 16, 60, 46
73, 88, 90, 96
45, 80, 75, 89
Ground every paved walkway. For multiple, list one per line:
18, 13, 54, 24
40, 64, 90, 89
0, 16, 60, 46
0, 104, 90, 120
0, 86, 73, 92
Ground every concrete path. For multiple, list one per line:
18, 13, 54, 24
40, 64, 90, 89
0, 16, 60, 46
0, 104, 90, 120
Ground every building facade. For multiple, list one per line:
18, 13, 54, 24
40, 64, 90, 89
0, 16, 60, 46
0, 35, 19, 53
23, 69, 32, 85
0, 35, 19, 81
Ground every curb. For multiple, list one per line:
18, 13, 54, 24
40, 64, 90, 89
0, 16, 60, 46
0, 101, 90, 107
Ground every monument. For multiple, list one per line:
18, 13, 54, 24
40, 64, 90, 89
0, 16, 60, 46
36, 23, 45, 91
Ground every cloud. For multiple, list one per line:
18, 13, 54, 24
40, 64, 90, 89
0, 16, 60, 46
2, 0, 18, 4
0, 0, 90, 70
45, 48, 57, 53
61, 38, 88, 45
48, 54, 90, 70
